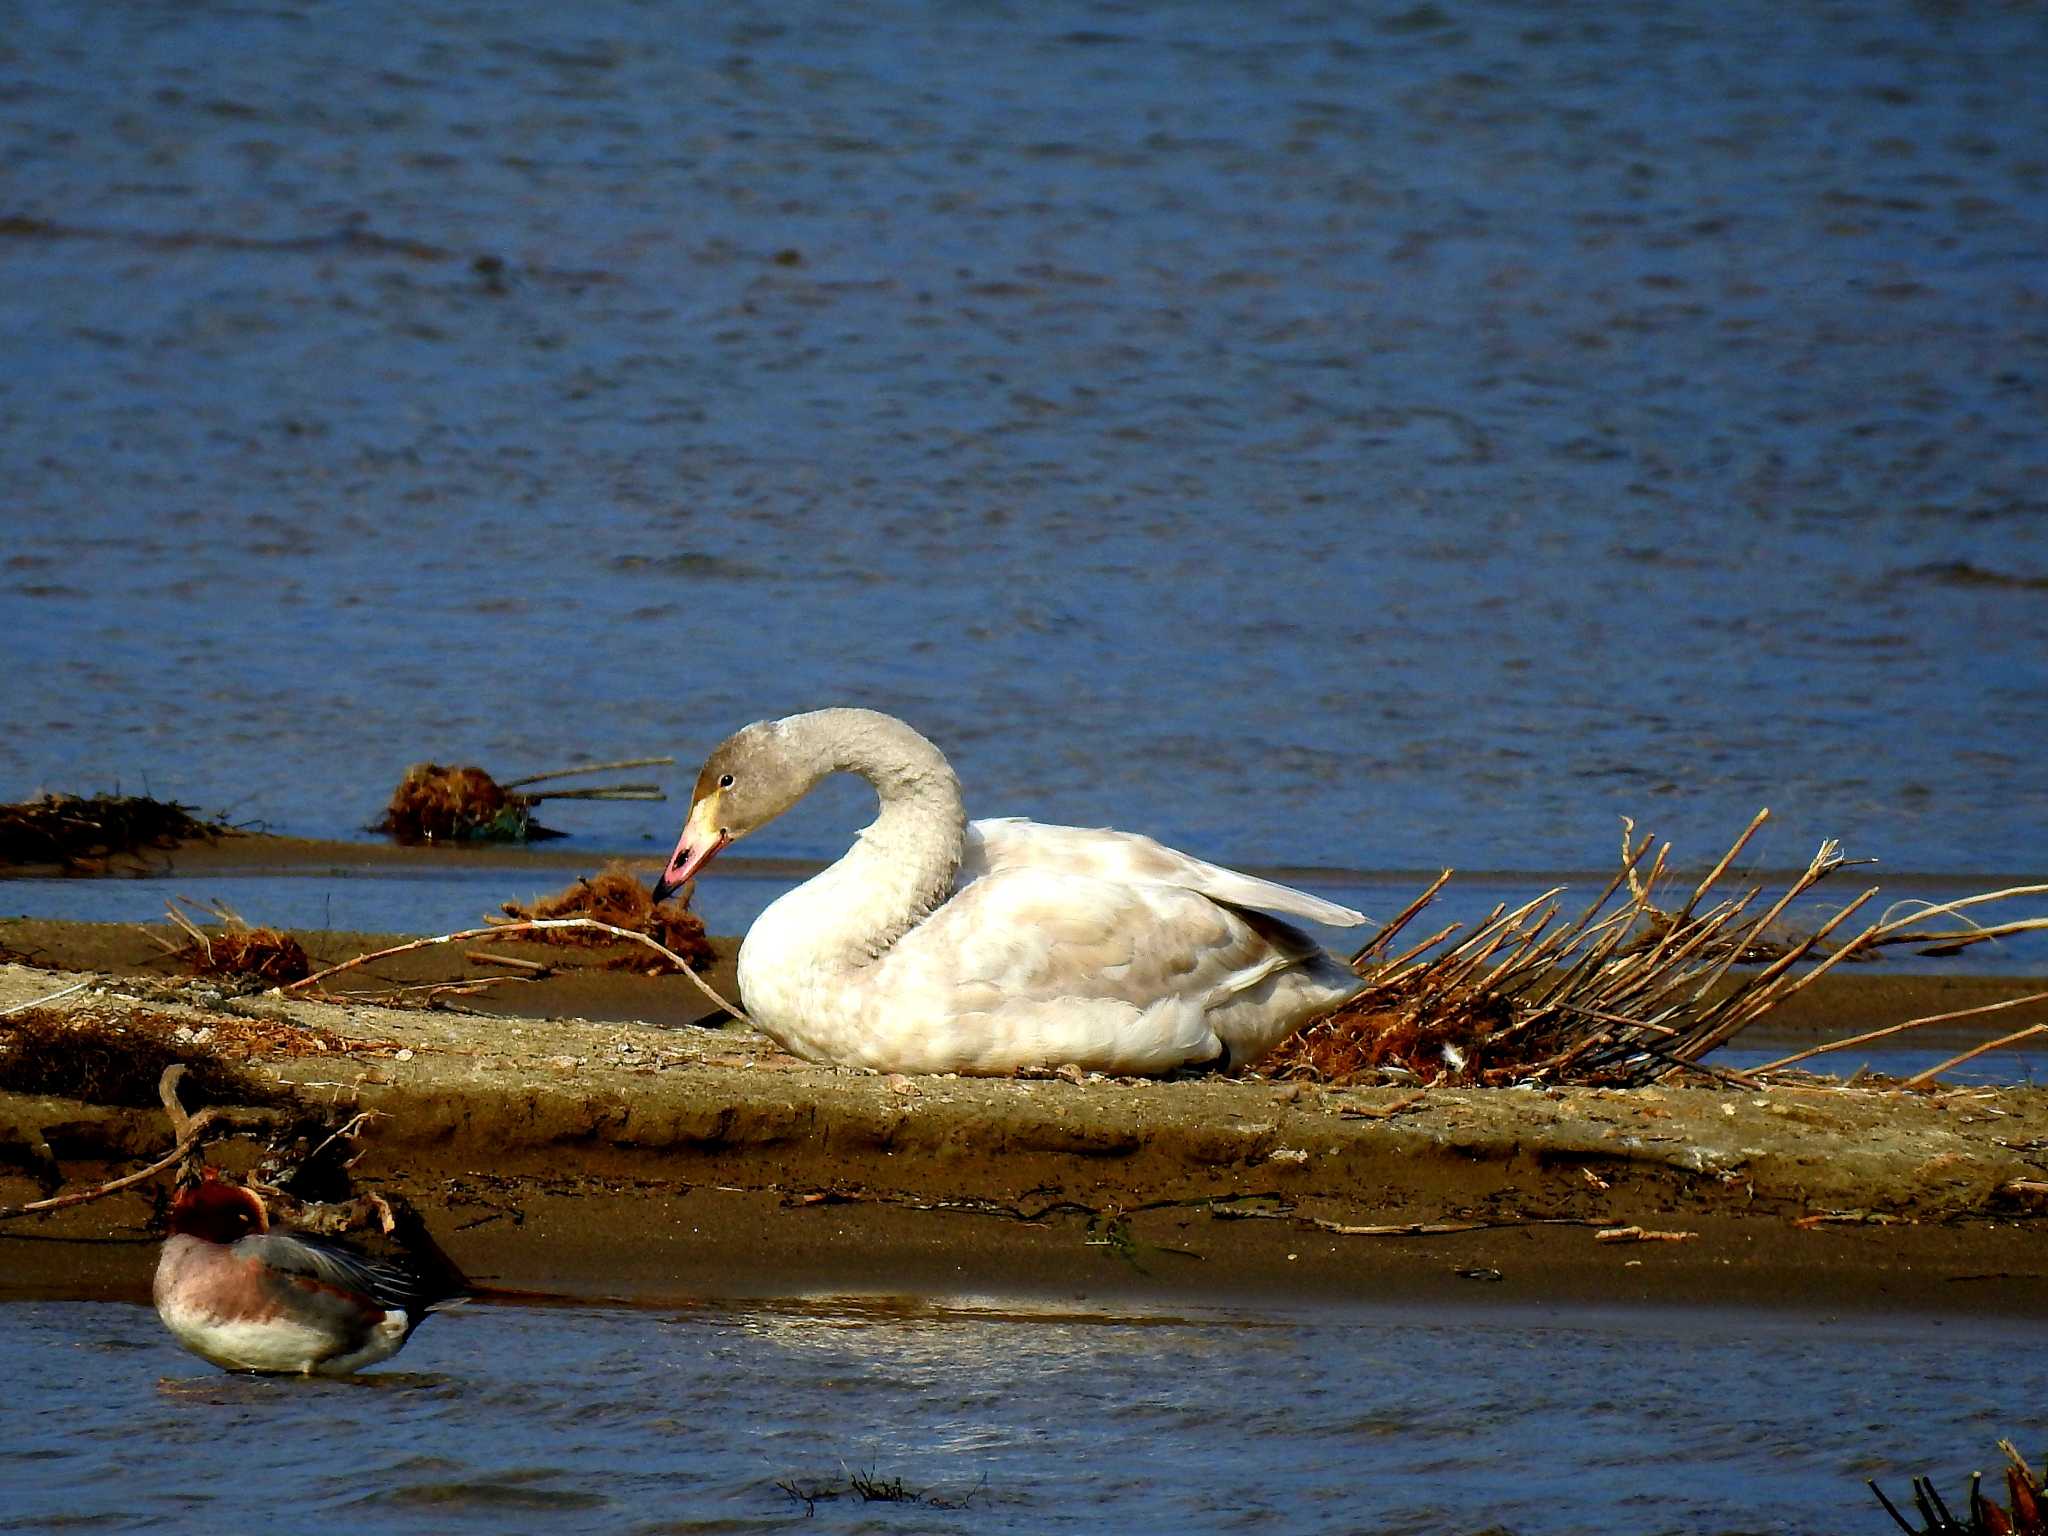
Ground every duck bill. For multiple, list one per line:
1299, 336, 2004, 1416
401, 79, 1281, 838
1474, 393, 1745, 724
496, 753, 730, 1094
653, 798, 728, 904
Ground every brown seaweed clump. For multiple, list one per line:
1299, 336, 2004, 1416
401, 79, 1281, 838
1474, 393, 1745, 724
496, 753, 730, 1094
374, 756, 671, 843
0, 1008, 279, 1109
1871, 1440, 2047, 1534
0, 792, 226, 870
373, 763, 561, 843
1272, 988, 1517, 1088
496, 863, 715, 971
155, 900, 311, 989
0, 999, 406, 1111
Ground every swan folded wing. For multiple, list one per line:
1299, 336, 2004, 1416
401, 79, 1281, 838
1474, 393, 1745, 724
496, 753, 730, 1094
962, 818, 1367, 929
873, 867, 1327, 1073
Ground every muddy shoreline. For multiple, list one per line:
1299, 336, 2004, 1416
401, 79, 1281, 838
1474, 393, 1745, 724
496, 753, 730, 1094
5, 926, 2048, 1316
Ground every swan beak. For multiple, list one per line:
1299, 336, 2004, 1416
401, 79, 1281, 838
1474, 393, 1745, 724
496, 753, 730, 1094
653, 795, 728, 904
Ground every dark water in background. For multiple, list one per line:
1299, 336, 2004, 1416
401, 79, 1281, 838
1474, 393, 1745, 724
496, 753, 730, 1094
7, 1294, 2045, 1536
6, 13, 2048, 1523
3, 0, 2047, 885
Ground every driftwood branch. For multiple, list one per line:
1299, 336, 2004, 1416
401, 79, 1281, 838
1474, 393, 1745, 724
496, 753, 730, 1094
521, 786, 665, 802
498, 757, 675, 789
274, 918, 751, 1025
0, 1066, 222, 1222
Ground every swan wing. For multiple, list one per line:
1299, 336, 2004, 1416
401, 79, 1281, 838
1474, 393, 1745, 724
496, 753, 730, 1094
962, 818, 1367, 928
865, 866, 1360, 1074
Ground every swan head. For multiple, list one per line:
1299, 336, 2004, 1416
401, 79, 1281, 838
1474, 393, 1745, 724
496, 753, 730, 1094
653, 719, 811, 901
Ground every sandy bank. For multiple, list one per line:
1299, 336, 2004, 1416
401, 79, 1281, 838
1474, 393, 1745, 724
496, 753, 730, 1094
4, 954, 2047, 1316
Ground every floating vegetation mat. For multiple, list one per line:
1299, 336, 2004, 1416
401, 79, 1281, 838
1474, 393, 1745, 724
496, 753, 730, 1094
0, 793, 227, 870
1260, 810, 2048, 1089
373, 757, 667, 843
373, 763, 558, 843
495, 863, 715, 972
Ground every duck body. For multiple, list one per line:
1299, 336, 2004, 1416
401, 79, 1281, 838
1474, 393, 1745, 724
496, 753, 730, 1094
153, 1176, 455, 1376
661, 709, 1369, 1077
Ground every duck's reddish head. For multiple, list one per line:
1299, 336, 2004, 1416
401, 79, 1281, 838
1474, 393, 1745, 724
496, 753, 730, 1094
167, 1175, 270, 1244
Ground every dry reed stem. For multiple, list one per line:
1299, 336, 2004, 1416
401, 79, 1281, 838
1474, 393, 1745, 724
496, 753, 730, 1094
145, 897, 313, 986
1751, 990, 2048, 1073
1214, 1206, 1617, 1237
1900, 1023, 2048, 1090
498, 757, 674, 789
1673, 883, 1878, 1054
1673, 807, 1770, 920
1349, 870, 1450, 965
1372, 920, 1465, 979
1266, 808, 2048, 1088
1687, 887, 1882, 1036
0, 980, 92, 1018
348, 976, 535, 1005
522, 785, 665, 802
1334, 1089, 1429, 1119
299, 1108, 381, 1173
1866, 884, 2048, 938
275, 919, 750, 1024
466, 951, 552, 973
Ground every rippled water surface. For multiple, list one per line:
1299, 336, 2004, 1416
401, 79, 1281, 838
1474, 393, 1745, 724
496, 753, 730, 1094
5, 14, 2046, 1525
2, 1, 2045, 879
7, 1295, 2044, 1535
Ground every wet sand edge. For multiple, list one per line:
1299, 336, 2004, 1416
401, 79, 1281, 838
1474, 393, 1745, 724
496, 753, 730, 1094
3, 959, 2046, 1316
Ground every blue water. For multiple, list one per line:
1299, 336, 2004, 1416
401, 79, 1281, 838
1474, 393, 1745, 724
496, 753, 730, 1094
5, 8, 2048, 1529
2, 0, 2045, 882
5, 1294, 2042, 1535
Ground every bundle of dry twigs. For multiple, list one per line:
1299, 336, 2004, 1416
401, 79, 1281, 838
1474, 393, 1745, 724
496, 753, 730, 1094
494, 863, 715, 971
148, 897, 311, 987
0, 792, 225, 869
1262, 810, 2048, 1088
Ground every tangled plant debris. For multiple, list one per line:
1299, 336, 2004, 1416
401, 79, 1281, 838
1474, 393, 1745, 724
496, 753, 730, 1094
373, 757, 669, 843
1871, 1440, 2048, 1535
776, 1470, 986, 1516
0, 1006, 282, 1110
148, 898, 311, 990
0, 793, 228, 870
0, 987, 407, 1112
374, 763, 556, 843
1260, 810, 2048, 1089
494, 864, 715, 972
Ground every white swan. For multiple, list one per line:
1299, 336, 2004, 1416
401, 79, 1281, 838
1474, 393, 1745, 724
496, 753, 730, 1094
654, 708, 1369, 1076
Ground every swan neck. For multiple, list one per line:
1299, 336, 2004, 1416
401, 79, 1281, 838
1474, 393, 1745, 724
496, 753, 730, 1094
787, 710, 967, 961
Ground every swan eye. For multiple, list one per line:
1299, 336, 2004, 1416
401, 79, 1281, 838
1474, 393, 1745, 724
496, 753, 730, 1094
718, 773, 735, 789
